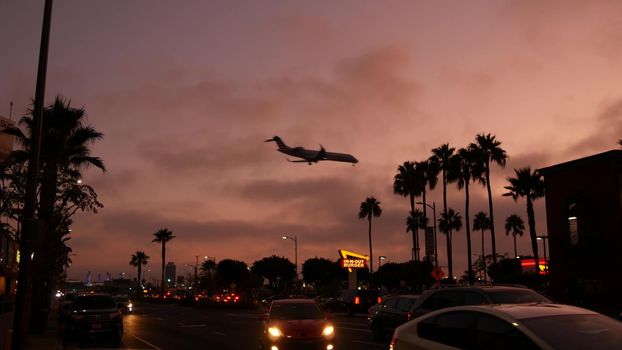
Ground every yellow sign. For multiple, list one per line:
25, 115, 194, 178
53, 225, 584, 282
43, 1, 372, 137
341, 259, 367, 269
338, 249, 370, 272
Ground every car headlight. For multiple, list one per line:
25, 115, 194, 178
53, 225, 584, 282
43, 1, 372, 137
322, 324, 334, 337
268, 326, 283, 339
128, 303, 133, 308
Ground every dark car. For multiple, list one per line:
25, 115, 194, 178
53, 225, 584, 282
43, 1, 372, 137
60, 294, 124, 344
261, 299, 335, 350
325, 289, 381, 316
112, 295, 133, 314
367, 294, 419, 340
408, 285, 554, 320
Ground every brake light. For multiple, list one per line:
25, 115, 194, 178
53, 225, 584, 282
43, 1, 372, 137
377, 296, 382, 304
354, 296, 360, 305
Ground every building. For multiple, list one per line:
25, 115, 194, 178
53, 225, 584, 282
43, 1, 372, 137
539, 149, 622, 314
165, 262, 176, 286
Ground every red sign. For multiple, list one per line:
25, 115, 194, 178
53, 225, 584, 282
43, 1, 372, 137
431, 267, 445, 281
341, 259, 367, 269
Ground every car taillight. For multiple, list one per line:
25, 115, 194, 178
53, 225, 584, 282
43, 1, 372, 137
354, 296, 360, 305
377, 296, 382, 304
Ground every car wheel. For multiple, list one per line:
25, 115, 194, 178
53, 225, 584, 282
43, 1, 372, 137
371, 321, 384, 340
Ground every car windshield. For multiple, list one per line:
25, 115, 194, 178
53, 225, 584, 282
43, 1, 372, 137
73, 296, 116, 310
270, 303, 324, 320
521, 314, 622, 349
487, 290, 552, 304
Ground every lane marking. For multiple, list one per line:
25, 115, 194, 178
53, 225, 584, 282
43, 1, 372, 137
125, 333, 164, 350
210, 331, 227, 336
156, 317, 164, 321
178, 323, 207, 328
335, 326, 369, 333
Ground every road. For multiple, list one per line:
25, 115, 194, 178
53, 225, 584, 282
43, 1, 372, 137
64, 302, 389, 350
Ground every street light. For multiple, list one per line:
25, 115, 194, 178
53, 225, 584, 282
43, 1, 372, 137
282, 235, 298, 279
537, 235, 549, 274
417, 201, 437, 267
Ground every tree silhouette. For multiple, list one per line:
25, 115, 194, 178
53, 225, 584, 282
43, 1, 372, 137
152, 228, 175, 298
448, 146, 481, 284
393, 162, 423, 259
416, 160, 439, 260
471, 133, 507, 264
438, 208, 462, 279
358, 197, 382, 274
503, 167, 544, 275
473, 211, 492, 282
129, 251, 149, 287
302, 258, 341, 287
430, 144, 455, 222
251, 255, 296, 291
505, 214, 525, 259
216, 259, 249, 289
406, 209, 427, 261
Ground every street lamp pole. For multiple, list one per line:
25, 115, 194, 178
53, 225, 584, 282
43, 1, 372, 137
282, 235, 298, 278
537, 235, 549, 274
417, 201, 437, 267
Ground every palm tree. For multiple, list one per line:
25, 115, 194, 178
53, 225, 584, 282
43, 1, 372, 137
152, 228, 175, 297
505, 214, 525, 259
129, 251, 150, 286
438, 208, 462, 280
473, 211, 492, 282
416, 160, 439, 262
448, 147, 480, 284
430, 144, 455, 218
393, 161, 423, 259
358, 197, 382, 275
471, 133, 507, 264
503, 167, 545, 275
406, 209, 427, 261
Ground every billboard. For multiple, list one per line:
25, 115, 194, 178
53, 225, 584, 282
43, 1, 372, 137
0, 117, 14, 164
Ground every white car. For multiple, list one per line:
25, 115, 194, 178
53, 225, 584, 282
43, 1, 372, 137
390, 303, 622, 350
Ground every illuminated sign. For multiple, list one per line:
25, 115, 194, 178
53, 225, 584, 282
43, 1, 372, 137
338, 249, 370, 272
341, 259, 367, 269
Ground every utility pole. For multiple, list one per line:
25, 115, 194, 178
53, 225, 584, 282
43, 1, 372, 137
13, 1, 53, 348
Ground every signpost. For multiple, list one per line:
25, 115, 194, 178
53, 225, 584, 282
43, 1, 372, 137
338, 249, 370, 290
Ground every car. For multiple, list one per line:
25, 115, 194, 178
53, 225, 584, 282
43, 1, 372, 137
408, 285, 553, 319
112, 295, 133, 314
390, 303, 622, 350
325, 289, 381, 316
368, 294, 419, 340
60, 293, 124, 344
261, 298, 335, 350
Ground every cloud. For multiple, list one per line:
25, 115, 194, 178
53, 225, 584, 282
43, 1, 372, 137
565, 97, 622, 156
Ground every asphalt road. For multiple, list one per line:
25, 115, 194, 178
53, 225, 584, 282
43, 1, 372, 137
63, 302, 389, 350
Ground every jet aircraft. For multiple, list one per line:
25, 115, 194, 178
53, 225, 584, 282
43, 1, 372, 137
265, 136, 358, 165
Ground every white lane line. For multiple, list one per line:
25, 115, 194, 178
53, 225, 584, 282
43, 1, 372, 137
125, 333, 164, 350
210, 331, 227, 336
156, 317, 164, 321
178, 324, 207, 328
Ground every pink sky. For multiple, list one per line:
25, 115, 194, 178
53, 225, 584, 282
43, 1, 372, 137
1, 1, 621, 282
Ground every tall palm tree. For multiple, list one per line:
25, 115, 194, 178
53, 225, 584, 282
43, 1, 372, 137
430, 144, 455, 218
358, 197, 382, 275
471, 133, 507, 264
416, 160, 439, 262
505, 214, 525, 259
152, 228, 175, 297
129, 251, 150, 286
406, 209, 427, 261
438, 208, 462, 280
393, 161, 424, 259
473, 211, 492, 282
448, 147, 480, 284
503, 167, 544, 275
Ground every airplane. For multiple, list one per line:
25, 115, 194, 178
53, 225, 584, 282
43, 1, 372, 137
265, 136, 358, 165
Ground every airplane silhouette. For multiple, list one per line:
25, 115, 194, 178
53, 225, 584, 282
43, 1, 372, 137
265, 136, 358, 165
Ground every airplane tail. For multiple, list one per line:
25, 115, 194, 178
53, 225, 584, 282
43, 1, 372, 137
265, 136, 288, 149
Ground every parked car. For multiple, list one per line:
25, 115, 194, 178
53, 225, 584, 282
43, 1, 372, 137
112, 295, 133, 314
325, 289, 381, 316
368, 294, 419, 340
408, 285, 553, 319
390, 303, 622, 350
260, 298, 335, 350
60, 294, 123, 344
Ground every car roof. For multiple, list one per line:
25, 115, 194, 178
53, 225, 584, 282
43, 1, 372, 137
433, 303, 598, 320
272, 298, 317, 304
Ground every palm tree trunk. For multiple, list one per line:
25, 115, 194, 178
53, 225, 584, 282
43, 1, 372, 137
368, 215, 373, 275
138, 264, 142, 287
422, 188, 428, 262
409, 195, 418, 261
513, 235, 518, 259
161, 242, 166, 298
465, 182, 473, 284
482, 229, 487, 282
485, 163, 497, 264
526, 198, 539, 276
447, 229, 453, 279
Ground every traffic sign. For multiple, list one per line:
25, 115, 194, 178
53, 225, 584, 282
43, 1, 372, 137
431, 267, 445, 281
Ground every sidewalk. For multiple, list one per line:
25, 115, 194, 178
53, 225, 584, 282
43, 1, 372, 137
0, 311, 63, 350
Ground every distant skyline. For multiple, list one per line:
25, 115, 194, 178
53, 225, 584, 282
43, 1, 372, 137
2, 1, 622, 280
